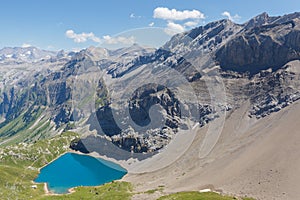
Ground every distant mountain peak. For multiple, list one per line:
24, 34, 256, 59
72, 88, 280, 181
244, 12, 300, 30
0, 46, 58, 63
244, 12, 272, 29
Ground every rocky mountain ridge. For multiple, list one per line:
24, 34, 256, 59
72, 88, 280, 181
0, 12, 299, 156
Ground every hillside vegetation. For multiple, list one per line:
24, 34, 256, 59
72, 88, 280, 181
0, 130, 254, 199
0, 131, 77, 199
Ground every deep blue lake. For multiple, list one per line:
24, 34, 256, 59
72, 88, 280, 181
35, 152, 127, 194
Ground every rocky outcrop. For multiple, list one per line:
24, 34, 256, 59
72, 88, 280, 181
247, 62, 300, 118
129, 83, 181, 127
91, 83, 182, 153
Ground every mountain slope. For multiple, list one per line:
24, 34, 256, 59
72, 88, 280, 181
124, 98, 300, 200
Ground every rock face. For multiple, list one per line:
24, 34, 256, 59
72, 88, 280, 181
216, 13, 300, 74
89, 82, 182, 153
128, 83, 181, 128
247, 61, 300, 118
1, 12, 300, 156
112, 83, 181, 153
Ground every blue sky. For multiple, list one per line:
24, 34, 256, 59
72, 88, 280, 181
0, 0, 299, 50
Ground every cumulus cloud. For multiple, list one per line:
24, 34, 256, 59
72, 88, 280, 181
149, 22, 155, 27
184, 21, 199, 27
164, 22, 185, 36
222, 11, 241, 22
152, 7, 205, 36
65, 30, 101, 43
66, 30, 136, 46
102, 35, 135, 45
153, 7, 205, 21
22, 43, 32, 48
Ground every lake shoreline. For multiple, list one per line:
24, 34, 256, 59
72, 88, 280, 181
35, 150, 127, 195
33, 151, 70, 195
68, 149, 131, 172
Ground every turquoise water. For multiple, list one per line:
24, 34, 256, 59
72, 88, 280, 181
35, 153, 127, 194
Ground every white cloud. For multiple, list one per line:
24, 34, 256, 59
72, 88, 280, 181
149, 22, 155, 27
22, 43, 32, 48
66, 30, 136, 45
184, 21, 199, 27
222, 11, 241, 22
164, 22, 185, 36
152, 7, 205, 36
130, 13, 141, 19
65, 30, 101, 43
153, 7, 205, 21
103, 35, 136, 45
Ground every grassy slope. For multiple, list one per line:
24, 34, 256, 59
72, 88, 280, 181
0, 107, 56, 147
0, 131, 134, 200
0, 131, 254, 200
39, 182, 133, 200
0, 131, 77, 199
158, 192, 255, 200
